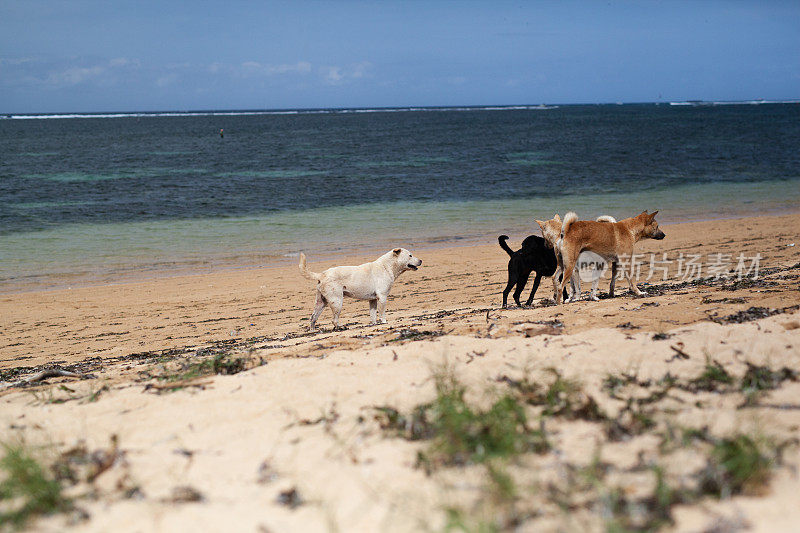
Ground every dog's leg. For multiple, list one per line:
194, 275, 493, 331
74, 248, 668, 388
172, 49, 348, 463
330, 295, 344, 329
376, 293, 389, 324
502, 267, 517, 308
557, 249, 577, 304
567, 271, 581, 303
513, 270, 531, 307
553, 250, 564, 301
525, 273, 542, 306
590, 274, 600, 301
609, 262, 617, 298
309, 292, 326, 330
319, 286, 344, 330
621, 258, 644, 297
369, 299, 378, 325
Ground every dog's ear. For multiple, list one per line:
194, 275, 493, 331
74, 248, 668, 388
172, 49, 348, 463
393, 248, 402, 255
650, 210, 659, 217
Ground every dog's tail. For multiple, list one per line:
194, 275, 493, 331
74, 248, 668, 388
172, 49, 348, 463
561, 212, 578, 239
595, 215, 617, 223
298, 252, 321, 282
498, 235, 515, 257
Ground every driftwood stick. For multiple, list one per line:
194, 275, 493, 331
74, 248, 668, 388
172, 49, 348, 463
0, 368, 93, 391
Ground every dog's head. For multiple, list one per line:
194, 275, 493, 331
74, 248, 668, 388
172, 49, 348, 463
638, 211, 666, 240
393, 248, 422, 271
535, 214, 562, 248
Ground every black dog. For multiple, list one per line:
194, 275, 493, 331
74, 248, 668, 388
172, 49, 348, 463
499, 234, 566, 308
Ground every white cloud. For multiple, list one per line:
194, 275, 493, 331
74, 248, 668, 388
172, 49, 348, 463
320, 62, 371, 85
269, 61, 312, 74
322, 66, 344, 85
0, 57, 36, 66
47, 65, 105, 86
41, 58, 141, 87
352, 61, 372, 79
156, 74, 178, 87
234, 61, 313, 76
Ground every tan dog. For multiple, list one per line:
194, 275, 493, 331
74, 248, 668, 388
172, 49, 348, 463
555, 211, 665, 303
535, 214, 618, 301
299, 248, 422, 330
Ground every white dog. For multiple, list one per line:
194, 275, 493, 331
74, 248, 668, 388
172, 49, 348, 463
299, 248, 422, 330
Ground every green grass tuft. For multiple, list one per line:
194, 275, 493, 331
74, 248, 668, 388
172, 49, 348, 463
699, 434, 773, 498
424, 370, 549, 466
687, 358, 733, 391
375, 367, 549, 469
0, 444, 69, 529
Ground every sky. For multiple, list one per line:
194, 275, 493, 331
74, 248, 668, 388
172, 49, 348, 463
1, 1, 798, 113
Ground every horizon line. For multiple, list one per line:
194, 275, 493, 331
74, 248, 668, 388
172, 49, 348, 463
4, 99, 799, 118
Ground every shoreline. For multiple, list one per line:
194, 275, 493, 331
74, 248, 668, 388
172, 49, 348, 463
3, 207, 800, 296
2, 211, 798, 371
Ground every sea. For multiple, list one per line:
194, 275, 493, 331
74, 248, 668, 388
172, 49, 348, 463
1, 103, 799, 292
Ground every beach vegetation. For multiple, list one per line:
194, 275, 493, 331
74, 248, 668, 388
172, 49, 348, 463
697, 433, 775, 498
374, 356, 795, 531
0, 443, 70, 529
739, 362, 797, 392
685, 357, 733, 392
499, 368, 606, 421
155, 351, 253, 384
376, 367, 548, 469
738, 361, 798, 407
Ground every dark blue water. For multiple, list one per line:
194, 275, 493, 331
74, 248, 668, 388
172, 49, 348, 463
2, 104, 799, 236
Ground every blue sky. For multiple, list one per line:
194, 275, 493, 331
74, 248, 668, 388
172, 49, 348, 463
1, 1, 798, 113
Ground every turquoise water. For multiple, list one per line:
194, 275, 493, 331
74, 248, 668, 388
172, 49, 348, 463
2, 178, 797, 291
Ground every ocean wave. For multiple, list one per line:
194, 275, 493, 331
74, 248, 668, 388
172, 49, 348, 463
669, 99, 800, 107
2, 105, 558, 120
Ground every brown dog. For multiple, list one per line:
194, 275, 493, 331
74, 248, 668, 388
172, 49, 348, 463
555, 211, 665, 303
536, 214, 618, 302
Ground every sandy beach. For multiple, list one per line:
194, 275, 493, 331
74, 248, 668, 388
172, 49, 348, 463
2, 212, 800, 532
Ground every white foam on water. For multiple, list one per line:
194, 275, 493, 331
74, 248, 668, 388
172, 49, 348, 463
2, 105, 559, 120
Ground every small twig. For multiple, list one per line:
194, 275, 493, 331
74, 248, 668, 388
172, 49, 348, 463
142, 378, 212, 392
666, 345, 691, 362
86, 435, 120, 483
